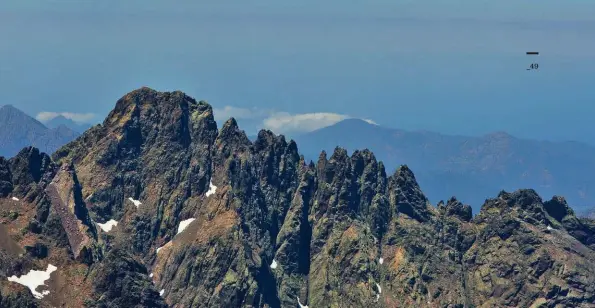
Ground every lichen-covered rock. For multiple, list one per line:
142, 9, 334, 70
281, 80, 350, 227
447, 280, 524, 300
0, 157, 13, 197
465, 190, 595, 307
86, 247, 167, 308
1, 88, 594, 307
9, 147, 55, 199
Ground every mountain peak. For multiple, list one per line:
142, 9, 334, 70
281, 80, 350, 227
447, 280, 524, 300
45, 116, 92, 133
479, 189, 551, 225
103, 88, 215, 138
0, 104, 18, 111
543, 195, 575, 222
216, 117, 251, 151
115, 87, 204, 110
389, 164, 432, 222
438, 196, 472, 221
332, 118, 379, 129
0, 104, 41, 123
0, 105, 78, 157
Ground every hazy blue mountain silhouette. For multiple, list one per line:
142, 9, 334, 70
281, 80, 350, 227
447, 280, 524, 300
45, 115, 92, 133
0, 105, 79, 158
294, 118, 595, 212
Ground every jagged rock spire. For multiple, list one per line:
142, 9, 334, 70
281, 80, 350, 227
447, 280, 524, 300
388, 165, 432, 222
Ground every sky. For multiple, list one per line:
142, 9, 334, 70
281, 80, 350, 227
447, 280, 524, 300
1, 0, 594, 143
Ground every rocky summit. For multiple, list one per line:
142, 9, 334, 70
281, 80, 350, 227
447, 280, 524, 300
1, 87, 594, 307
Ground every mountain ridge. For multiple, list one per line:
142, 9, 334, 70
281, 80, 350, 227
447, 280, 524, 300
0, 87, 594, 307
44, 115, 93, 133
295, 118, 595, 212
0, 105, 80, 158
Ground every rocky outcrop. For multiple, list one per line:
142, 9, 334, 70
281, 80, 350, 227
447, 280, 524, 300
0, 158, 12, 197
44, 162, 99, 262
466, 190, 595, 307
86, 247, 167, 308
9, 147, 55, 199
1, 88, 594, 307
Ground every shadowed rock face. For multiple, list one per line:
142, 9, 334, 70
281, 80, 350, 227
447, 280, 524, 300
1, 88, 594, 307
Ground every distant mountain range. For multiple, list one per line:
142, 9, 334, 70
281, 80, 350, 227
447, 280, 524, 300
0, 105, 80, 158
44, 115, 92, 133
294, 118, 595, 213
1, 104, 593, 216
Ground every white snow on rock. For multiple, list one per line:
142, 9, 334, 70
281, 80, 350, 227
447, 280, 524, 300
297, 297, 309, 308
7, 264, 57, 299
11, 197, 19, 201
376, 284, 382, 302
97, 219, 118, 232
270, 259, 278, 269
379, 257, 384, 264
156, 242, 170, 254
547, 225, 553, 231
375, 283, 382, 302
177, 218, 196, 235
206, 180, 217, 197
128, 197, 142, 208
159, 289, 165, 297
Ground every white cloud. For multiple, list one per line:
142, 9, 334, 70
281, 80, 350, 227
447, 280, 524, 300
36, 111, 95, 123
263, 112, 349, 134
213, 106, 270, 122
363, 119, 378, 125
214, 105, 377, 135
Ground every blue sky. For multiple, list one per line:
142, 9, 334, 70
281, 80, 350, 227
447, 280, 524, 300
1, 0, 594, 143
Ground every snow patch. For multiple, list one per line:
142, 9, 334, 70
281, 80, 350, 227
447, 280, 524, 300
128, 197, 142, 208
7, 264, 57, 299
156, 242, 169, 254
547, 225, 553, 231
297, 297, 308, 308
159, 289, 165, 297
177, 218, 196, 235
206, 180, 217, 197
375, 283, 382, 302
379, 257, 384, 264
270, 259, 278, 269
97, 219, 118, 232
11, 197, 19, 201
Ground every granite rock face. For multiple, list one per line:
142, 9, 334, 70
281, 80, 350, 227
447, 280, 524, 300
1, 88, 594, 307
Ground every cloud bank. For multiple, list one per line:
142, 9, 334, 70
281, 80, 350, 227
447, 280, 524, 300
214, 105, 376, 135
213, 106, 270, 122
263, 112, 349, 134
36, 111, 95, 123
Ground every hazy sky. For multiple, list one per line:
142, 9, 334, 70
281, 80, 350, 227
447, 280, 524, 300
1, 0, 594, 143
